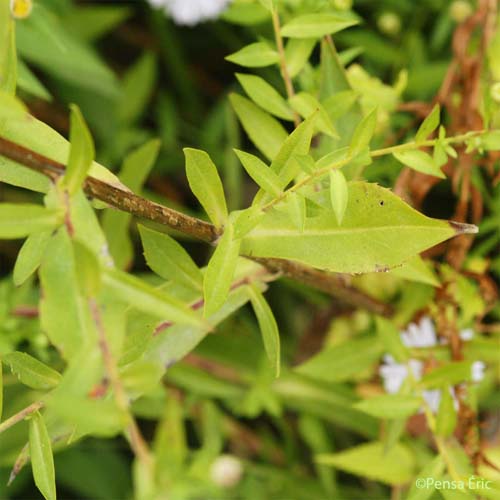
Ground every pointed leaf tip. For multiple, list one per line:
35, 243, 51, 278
449, 221, 478, 235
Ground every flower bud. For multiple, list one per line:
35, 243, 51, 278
377, 12, 401, 37
449, 1, 473, 23
210, 454, 243, 488
10, 0, 33, 19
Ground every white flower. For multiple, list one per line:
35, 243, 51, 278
471, 361, 485, 382
148, 0, 232, 26
379, 316, 486, 413
210, 454, 243, 488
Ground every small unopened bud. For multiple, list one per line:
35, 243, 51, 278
10, 0, 33, 19
333, 0, 353, 11
210, 455, 243, 488
377, 12, 401, 37
490, 82, 500, 104
449, 1, 473, 23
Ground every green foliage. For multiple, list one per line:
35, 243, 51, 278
0, 1, 498, 499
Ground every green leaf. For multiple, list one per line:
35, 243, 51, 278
241, 182, 477, 274
103, 268, 204, 327
354, 394, 421, 419
225, 42, 279, 67
73, 241, 101, 297
17, 5, 118, 97
393, 150, 445, 179
50, 396, 127, 438
203, 223, 241, 317
329, 169, 348, 225
0, 357, 3, 421
184, 148, 228, 228
2, 352, 61, 390
62, 104, 95, 195
232, 206, 265, 239
139, 225, 203, 291
248, 284, 280, 377
420, 361, 474, 389
375, 317, 408, 363
436, 388, 457, 437
285, 38, 316, 78
0, 18, 16, 94
0, 204, 61, 239
349, 108, 377, 156
229, 93, 287, 161
415, 104, 440, 142
236, 73, 293, 121
289, 92, 338, 138
234, 149, 282, 197
287, 192, 306, 232
40, 229, 97, 359
118, 51, 156, 124
281, 14, 358, 39
390, 255, 440, 286
316, 441, 416, 485
270, 112, 317, 185
102, 139, 160, 269
17, 59, 51, 100
13, 230, 51, 286
29, 412, 56, 500
407, 455, 445, 500
296, 337, 383, 382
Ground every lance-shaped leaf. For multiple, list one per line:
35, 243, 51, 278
349, 108, 377, 156
204, 223, 241, 317
436, 388, 457, 437
229, 93, 287, 161
0, 358, 3, 421
236, 73, 294, 121
13, 230, 51, 286
62, 104, 95, 195
30, 412, 56, 500
289, 92, 338, 138
241, 182, 477, 274
103, 268, 204, 327
285, 38, 316, 78
0, 204, 61, 239
40, 229, 97, 359
103, 139, 160, 269
415, 104, 440, 143
139, 225, 203, 291
389, 255, 440, 286
0, 17, 16, 94
234, 149, 282, 197
287, 192, 306, 232
2, 352, 61, 390
393, 150, 445, 179
329, 169, 348, 225
316, 441, 416, 485
184, 148, 228, 228
281, 13, 358, 39
225, 42, 279, 67
248, 284, 280, 377
354, 394, 421, 419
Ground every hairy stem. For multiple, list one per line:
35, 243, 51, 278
0, 401, 44, 435
0, 135, 392, 316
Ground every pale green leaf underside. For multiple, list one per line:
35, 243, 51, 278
2, 351, 61, 390
241, 182, 475, 274
317, 441, 416, 485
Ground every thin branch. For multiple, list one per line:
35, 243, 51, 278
0, 135, 392, 316
89, 299, 153, 469
0, 401, 44, 435
0, 136, 218, 243
271, 8, 300, 127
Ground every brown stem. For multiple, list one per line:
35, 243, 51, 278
89, 299, 153, 469
0, 401, 44, 435
0, 135, 392, 317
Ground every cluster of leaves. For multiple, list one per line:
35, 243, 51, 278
0, 0, 499, 499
